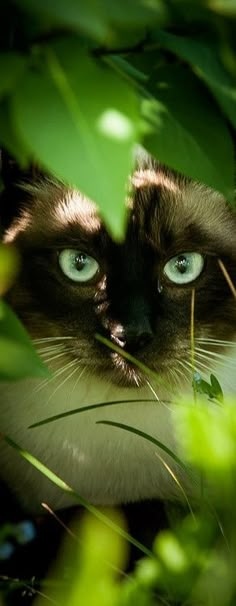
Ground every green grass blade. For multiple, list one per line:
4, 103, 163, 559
3, 434, 153, 559
28, 399, 155, 429
97, 420, 187, 471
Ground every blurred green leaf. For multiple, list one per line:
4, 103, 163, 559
12, 40, 140, 239
0, 100, 29, 165
0, 244, 20, 296
152, 30, 236, 129
142, 65, 234, 200
0, 52, 27, 98
176, 401, 236, 474
0, 301, 49, 379
42, 511, 126, 606
209, 0, 236, 15
14, 0, 166, 44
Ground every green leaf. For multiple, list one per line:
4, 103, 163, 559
12, 40, 140, 239
192, 372, 224, 404
54, 512, 125, 606
210, 374, 224, 404
14, 0, 165, 43
0, 301, 49, 380
0, 244, 20, 296
152, 30, 236, 129
0, 100, 29, 165
0, 52, 27, 98
142, 65, 234, 200
210, 0, 236, 15
176, 403, 236, 473
4, 434, 153, 558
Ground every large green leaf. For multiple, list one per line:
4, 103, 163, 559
0, 301, 49, 380
0, 52, 27, 98
152, 30, 236, 129
0, 100, 29, 164
14, 0, 165, 43
142, 65, 234, 200
12, 39, 140, 239
209, 0, 236, 15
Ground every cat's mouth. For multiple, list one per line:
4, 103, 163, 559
109, 352, 144, 387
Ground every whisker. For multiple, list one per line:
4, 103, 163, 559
46, 361, 79, 404
37, 345, 66, 354
181, 357, 207, 376
194, 350, 235, 370
41, 351, 69, 364
196, 338, 236, 347
195, 347, 236, 365
68, 367, 87, 407
175, 359, 194, 377
33, 359, 79, 395
170, 368, 183, 389
145, 379, 160, 401
33, 336, 74, 344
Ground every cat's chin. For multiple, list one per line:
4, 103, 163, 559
102, 353, 147, 388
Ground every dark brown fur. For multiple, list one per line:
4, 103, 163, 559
2, 160, 236, 387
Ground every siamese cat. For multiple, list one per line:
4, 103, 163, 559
1, 155, 236, 512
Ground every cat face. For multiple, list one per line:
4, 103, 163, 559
3, 162, 236, 392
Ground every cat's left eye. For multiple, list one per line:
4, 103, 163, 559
163, 252, 204, 285
58, 249, 99, 283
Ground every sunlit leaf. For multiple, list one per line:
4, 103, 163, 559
12, 39, 140, 239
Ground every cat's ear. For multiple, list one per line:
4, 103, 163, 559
0, 150, 40, 230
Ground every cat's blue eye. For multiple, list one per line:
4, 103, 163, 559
163, 252, 204, 285
58, 249, 99, 283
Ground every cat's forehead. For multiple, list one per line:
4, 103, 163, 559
4, 169, 234, 254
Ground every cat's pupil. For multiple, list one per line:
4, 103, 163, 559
175, 255, 189, 274
75, 253, 86, 271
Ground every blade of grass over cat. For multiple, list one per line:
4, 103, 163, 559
191, 288, 197, 404
2, 435, 153, 559
96, 421, 187, 471
154, 452, 195, 518
218, 259, 236, 298
190, 288, 195, 373
28, 399, 156, 429
95, 333, 172, 390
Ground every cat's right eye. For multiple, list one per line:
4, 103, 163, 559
58, 249, 99, 283
163, 252, 204, 285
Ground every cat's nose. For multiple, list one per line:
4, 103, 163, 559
110, 320, 153, 352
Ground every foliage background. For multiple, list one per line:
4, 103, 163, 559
1, 0, 236, 605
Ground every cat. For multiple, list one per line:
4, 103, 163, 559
1, 153, 236, 512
